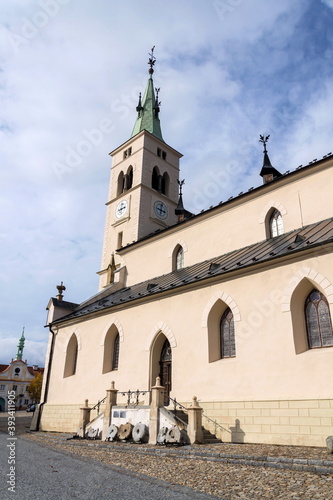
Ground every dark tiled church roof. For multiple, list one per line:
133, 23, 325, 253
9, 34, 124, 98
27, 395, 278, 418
53, 217, 333, 325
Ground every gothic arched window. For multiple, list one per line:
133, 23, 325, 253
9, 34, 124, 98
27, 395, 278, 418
220, 308, 235, 358
152, 167, 159, 191
269, 209, 284, 238
126, 166, 133, 190
305, 289, 333, 349
103, 327, 120, 373
161, 172, 169, 196
117, 171, 125, 196
64, 334, 78, 377
175, 246, 184, 270
112, 333, 120, 370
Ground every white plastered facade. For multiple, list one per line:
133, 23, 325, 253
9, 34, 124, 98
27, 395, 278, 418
40, 106, 333, 447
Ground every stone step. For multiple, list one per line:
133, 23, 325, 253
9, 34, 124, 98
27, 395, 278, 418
202, 428, 223, 444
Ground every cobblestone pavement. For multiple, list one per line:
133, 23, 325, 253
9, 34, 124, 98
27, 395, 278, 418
1, 413, 333, 499
22, 430, 333, 500
0, 432, 217, 500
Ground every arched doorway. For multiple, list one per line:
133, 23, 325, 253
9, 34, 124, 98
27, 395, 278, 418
159, 339, 172, 404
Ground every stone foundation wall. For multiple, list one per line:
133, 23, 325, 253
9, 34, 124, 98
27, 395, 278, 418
200, 399, 333, 447
40, 399, 333, 447
39, 404, 104, 433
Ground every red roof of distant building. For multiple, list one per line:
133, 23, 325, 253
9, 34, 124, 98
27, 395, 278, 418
27, 366, 44, 376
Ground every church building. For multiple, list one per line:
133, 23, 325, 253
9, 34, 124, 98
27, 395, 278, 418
40, 49, 333, 447
0, 329, 44, 411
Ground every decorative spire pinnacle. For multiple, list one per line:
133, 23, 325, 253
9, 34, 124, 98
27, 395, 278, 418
56, 281, 66, 301
107, 253, 117, 284
136, 92, 143, 117
259, 134, 282, 184
175, 179, 192, 222
16, 327, 25, 361
178, 178, 185, 197
131, 47, 164, 141
154, 87, 161, 118
148, 46, 156, 75
259, 134, 270, 154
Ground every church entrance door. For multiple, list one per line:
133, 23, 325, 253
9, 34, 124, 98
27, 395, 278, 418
159, 339, 172, 405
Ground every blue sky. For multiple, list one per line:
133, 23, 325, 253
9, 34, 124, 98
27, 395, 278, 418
0, 0, 333, 365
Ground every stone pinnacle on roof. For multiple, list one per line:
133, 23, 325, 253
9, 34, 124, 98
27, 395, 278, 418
131, 46, 164, 142
56, 281, 66, 301
259, 134, 282, 184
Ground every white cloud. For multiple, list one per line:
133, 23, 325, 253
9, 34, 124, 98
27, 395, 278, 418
322, 0, 333, 8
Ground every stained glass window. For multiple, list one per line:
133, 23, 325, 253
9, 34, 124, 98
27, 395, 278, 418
220, 308, 236, 358
112, 333, 120, 370
305, 289, 333, 349
269, 209, 284, 237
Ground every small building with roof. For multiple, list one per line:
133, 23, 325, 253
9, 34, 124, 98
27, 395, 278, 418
39, 49, 333, 447
0, 329, 44, 411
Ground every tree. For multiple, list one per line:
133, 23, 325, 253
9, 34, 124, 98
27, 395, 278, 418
27, 372, 43, 403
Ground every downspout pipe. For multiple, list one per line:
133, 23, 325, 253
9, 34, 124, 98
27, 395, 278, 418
35, 324, 56, 431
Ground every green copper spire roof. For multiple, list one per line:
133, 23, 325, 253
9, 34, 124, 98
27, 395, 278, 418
131, 47, 164, 142
16, 327, 25, 361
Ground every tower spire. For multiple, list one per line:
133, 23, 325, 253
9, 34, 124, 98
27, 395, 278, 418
16, 327, 25, 361
175, 179, 193, 222
131, 47, 164, 141
259, 135, 282, 184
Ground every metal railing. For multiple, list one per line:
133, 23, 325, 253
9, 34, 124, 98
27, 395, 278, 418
165, 395, 188, 428
166, 395, 188, 414
119, 389, 150, 406
166, 395, 230, 436
201, 412, 231, 435
91, 396, 106, 415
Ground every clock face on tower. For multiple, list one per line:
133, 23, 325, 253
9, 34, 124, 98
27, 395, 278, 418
154, 201, 168, 220
115, 200, 128, 219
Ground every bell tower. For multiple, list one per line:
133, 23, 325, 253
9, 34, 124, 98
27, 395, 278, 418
98, 48, 182, 289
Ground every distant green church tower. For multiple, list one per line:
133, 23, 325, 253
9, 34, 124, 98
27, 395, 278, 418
16, 327, 25, 361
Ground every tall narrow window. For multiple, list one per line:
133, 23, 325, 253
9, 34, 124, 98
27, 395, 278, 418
152, 167, 159, 191
103, 327, 120, 373
126, 166, 133, 190
112, 333, 120, 370
161, 172, 169, 196
160, 338, 172, 404
176, 246, 184, 270
220, 308, 235, 358
117, 171, 125, 196
64, 334, 78, 377
269, 209, 284, 237
117, 232, 123, 249
305, 289, 333, 348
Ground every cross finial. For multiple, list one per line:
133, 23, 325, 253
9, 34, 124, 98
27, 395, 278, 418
56, 281, 66, 301
148, 46, 156, 74
259, 134, 270, 153
177, 179, 185, 196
